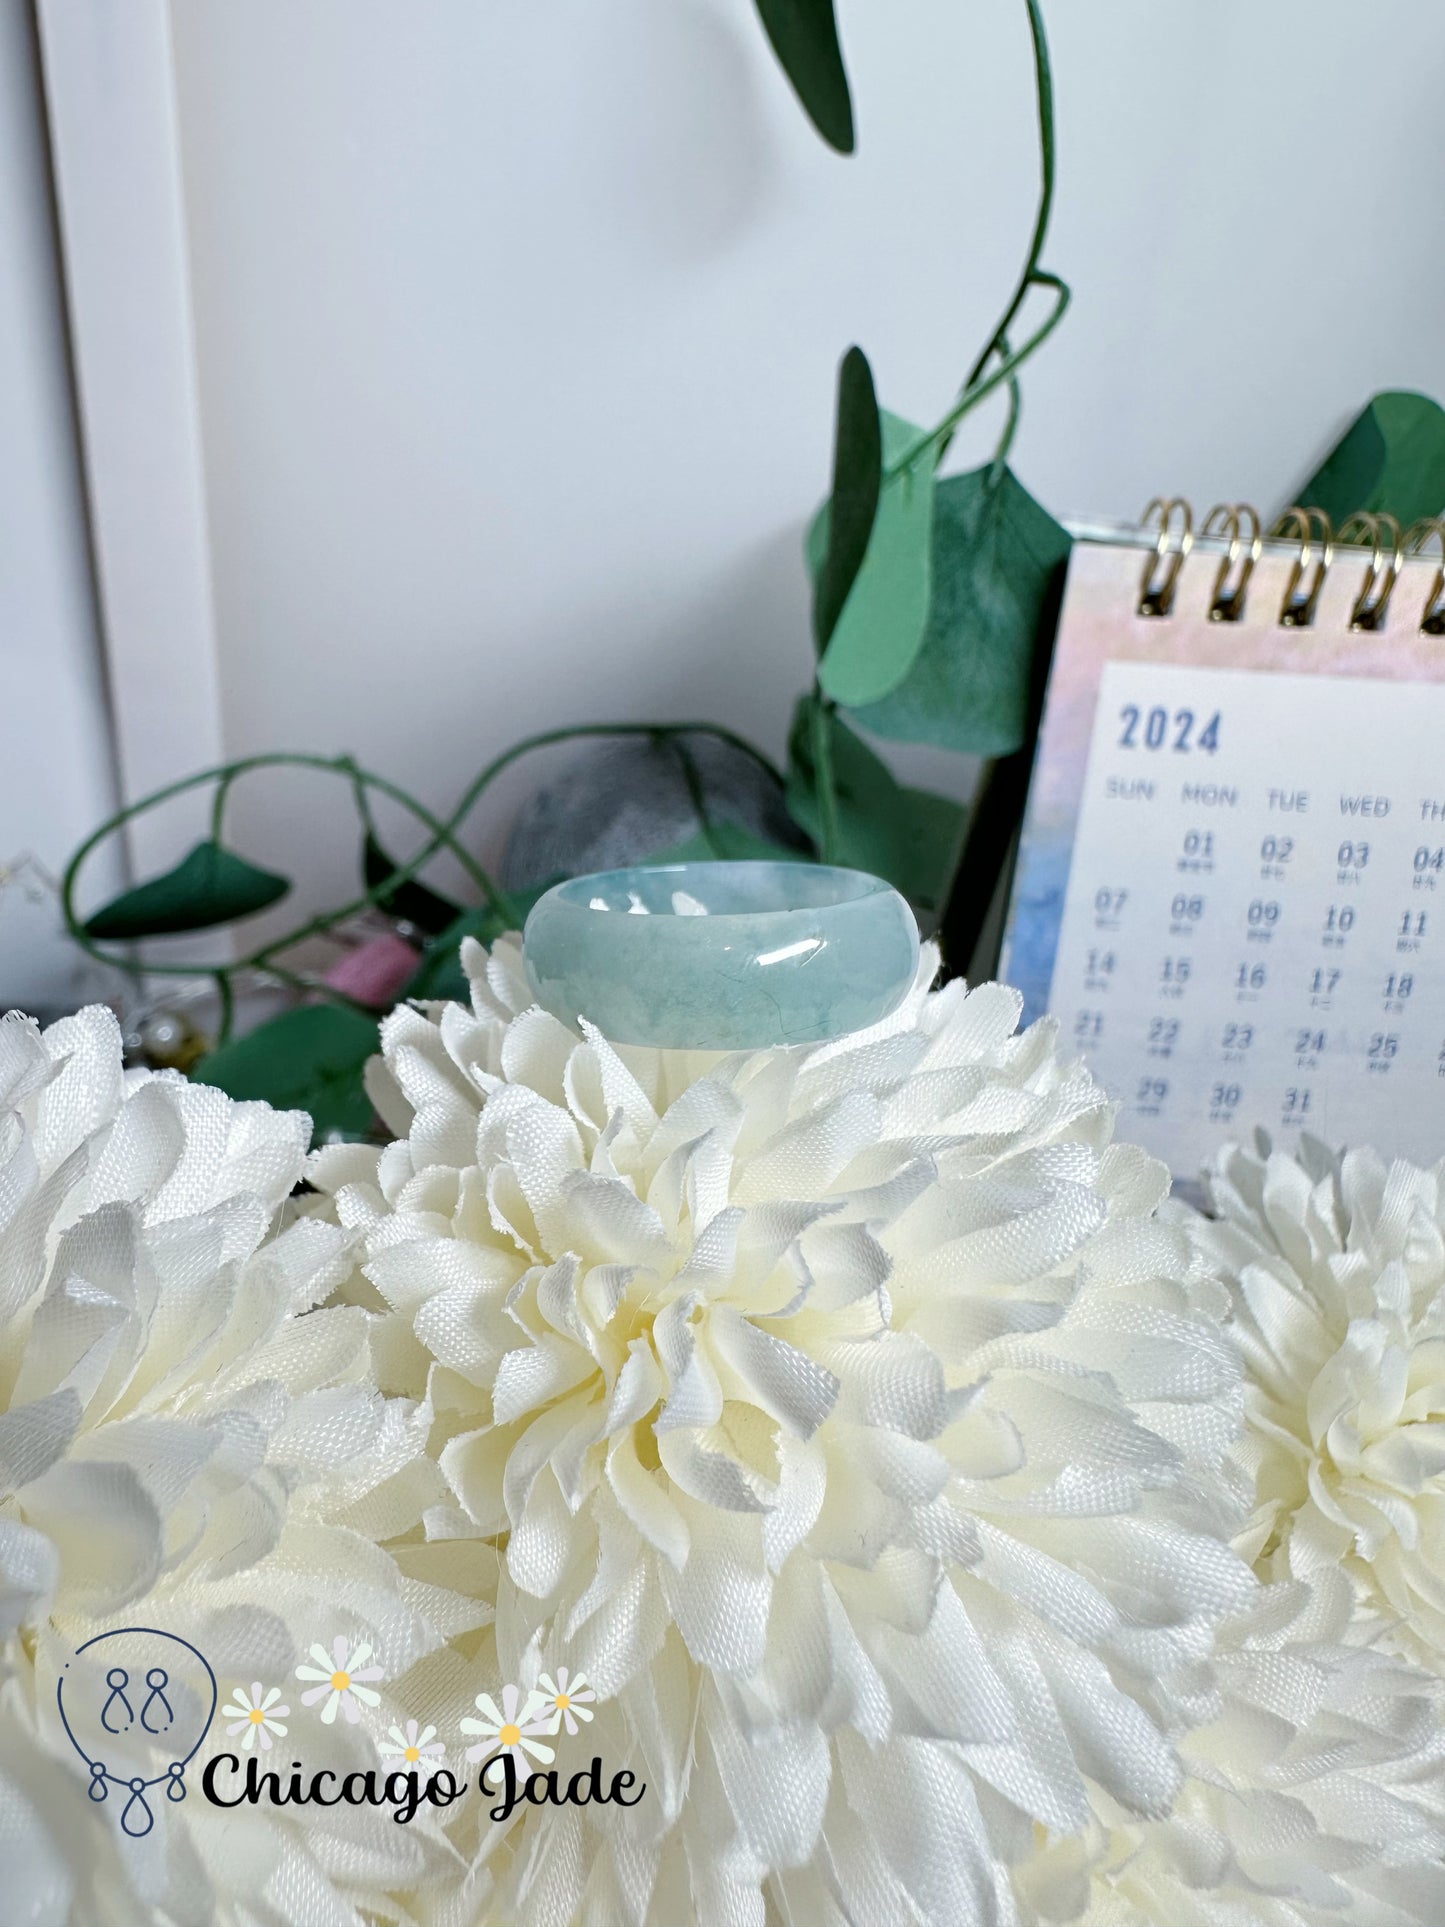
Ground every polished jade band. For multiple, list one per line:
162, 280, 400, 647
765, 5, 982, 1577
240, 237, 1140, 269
522, 862, 920, 1050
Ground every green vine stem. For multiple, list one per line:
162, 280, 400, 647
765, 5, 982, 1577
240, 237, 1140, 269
63, 751, 510, 981
907, 0, 1062, 976
917, 0, 1063, 479
208, 767, 237, 843
888, 273, 1069, 482
212, 969, 236, 1046
964, 0, 1056, 396
335, 719, 784, 936
934, 0, 1059, 471
988, 360, 1024, 487
62, 724, 790, 1026
809, 697, 841, 864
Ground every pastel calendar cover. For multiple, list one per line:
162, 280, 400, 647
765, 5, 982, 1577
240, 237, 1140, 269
1001, 531, 1445, 1182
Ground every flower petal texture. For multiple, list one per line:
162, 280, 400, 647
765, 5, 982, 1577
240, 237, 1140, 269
308, 934, 1326, 1924
10, 989, 1442, 1925
1014, 1571, 1445, 1926
0, 1006, 483, 1923
1188, 1135, 1445, 1668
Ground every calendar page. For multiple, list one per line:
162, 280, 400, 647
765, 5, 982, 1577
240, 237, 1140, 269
1001, 537, 1445, 1181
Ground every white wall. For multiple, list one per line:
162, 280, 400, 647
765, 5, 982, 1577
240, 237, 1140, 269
0, 0, 121, 1007
161, 0, 1445, 908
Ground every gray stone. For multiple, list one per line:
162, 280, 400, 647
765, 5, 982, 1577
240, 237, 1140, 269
501, 732, 808, 890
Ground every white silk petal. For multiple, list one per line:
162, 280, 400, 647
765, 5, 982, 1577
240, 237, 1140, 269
1188, 1134, 1445, 1679
294, 943, 1445, 1926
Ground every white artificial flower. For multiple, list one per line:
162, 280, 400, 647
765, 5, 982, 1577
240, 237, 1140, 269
460, 1682, 555, 1768
377, 1718, 446, 1779
1012, 1571, 1445, 1927
536, 1665, 596, 1735
1187, 1135, 1445, 1669
311, 935, 1264, 1925
0, 1006, 484, 1926
295, 1634, 385, 1724
220, 1682, 289, 1752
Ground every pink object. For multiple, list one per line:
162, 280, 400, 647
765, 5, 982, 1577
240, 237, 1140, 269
323, 932, 421, 1007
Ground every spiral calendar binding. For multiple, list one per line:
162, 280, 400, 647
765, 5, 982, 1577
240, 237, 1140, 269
1127, 497, 1445, 633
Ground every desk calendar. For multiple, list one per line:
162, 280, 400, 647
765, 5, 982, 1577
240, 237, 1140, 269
1001, 513, 1445, 1181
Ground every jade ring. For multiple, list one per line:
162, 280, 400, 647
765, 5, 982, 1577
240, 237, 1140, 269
522, 861, 920, 1050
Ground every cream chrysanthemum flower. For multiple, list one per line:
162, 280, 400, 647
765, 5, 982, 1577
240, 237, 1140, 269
1188, 1135, 1445, 1668
313, 935, 1259, 1924
1013, 1571, 1445, 1927
0, 1006, 486, 1927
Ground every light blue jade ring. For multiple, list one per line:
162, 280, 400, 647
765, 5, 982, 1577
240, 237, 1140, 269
522, 861, 920, 1051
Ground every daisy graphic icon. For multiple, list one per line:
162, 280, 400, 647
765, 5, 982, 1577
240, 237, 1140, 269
536, 1667, 596, 1736
294, 1635, 384, 1724
377, 1720, 447, 1781
221, 1683, 289, 1752
459, 1683, 555, 1771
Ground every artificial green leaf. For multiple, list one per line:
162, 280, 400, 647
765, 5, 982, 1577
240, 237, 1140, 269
84, 840, 290, 940
785, 695, 965, 913
645, 823, 815, 866
814, 347, 882, 658
362, 832, 461, 937
815, 410, 936, 709
403, 885, 553, 1003
849, 464, 1071, 756
753, 0, 854, 153
1293, 391, 1445, 529
192, 1003, 378, 1144
804, 411, 925, 576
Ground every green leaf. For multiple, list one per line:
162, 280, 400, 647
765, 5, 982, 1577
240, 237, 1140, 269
362, 833, 461, 937
84, 840, 290, 940
753, 0, 854, 153
192, 1003, 378, 1145
644, 823, 815, 866
1293, 391, 1445, 529
805, 410, 927, 574
815, 409, 937, 710
848, 465, 1071, 756
814, 347, 882, 658
785, 695, 965, 913
403, 885, 553, 1003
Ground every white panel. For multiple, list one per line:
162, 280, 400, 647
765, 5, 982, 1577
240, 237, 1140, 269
37, 0, 223, 884
0, 0, 122, 1009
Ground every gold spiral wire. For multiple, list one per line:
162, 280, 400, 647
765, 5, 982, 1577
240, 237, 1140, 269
1202, 502, 1262, 623
1271, 506, 1334, 628
1337, 512, 1403, 631
1137, 497, 1194, 618
1405, 519, 1445, 634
